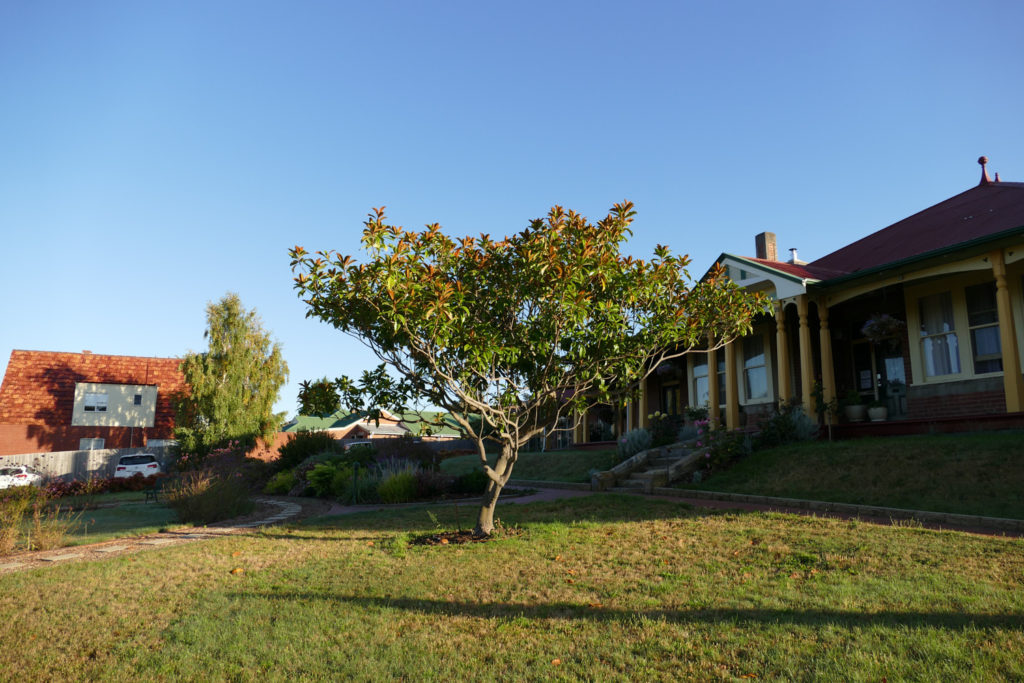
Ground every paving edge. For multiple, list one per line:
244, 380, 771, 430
652, 487, 1024, 533
507, 479, 591, 491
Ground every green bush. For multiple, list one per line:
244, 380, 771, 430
307, 462, 347, 497
263, 470, 296, 495
453, 468, 489, 495
755, 402, 819, 450
340, 444, 377, 468
338, 466, 380, 504
648, 411, 684, 447
276, 430, 343, 471
377, 472, 417, 504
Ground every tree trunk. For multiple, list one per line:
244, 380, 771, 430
474, 478, 504, 536
473, 442, 514, 536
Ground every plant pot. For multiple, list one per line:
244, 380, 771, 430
867, 406, 888, 422
844, 405, 867, 423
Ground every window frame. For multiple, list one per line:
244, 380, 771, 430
83, 392, 108, 413
906, 275, 1006, 385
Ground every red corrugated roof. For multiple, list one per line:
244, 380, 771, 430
807, 181, 1024, 279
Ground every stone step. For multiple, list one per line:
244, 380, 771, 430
616, 479, 646, 489
629, 469, 667, 481
650, 457, 680, 467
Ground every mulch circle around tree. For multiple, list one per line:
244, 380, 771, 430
410, 523, 524, 546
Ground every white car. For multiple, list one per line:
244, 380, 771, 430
114, 453, 162, 479
0, 465, 45, 489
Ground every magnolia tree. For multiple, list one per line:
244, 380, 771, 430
290, 202, 768, 535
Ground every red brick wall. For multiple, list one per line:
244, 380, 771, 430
0, 423, 160, 456
0, 350, 185, 455
908, 390, 1006, 420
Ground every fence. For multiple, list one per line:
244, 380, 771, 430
0, 446, 174, 482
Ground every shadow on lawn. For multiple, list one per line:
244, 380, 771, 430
288, 494, 717, 533
228, 591, 1024, 631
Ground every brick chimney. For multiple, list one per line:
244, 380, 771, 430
755, 232, 777, 261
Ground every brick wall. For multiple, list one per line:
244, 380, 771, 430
906, 377, 1007, 419
0, 350, 185, 455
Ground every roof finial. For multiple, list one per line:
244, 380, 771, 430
994, 172, 1001, 183
978, 156, 991, 185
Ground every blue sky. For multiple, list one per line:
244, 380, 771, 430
2, 1, 1022, 418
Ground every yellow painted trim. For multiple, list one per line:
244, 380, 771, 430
905, 270, 1012, 386
796, 295, 817, 420
824, 255, 993, 307
725, 341, 739, 429
991, 249, 1024, 412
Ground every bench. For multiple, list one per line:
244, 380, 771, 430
144, 478, 165, 503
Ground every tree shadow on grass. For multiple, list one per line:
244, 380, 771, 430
290, 494, 709, 533
226, 591, 1024, 632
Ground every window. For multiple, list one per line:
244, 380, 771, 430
79, 438, 105, 450
133, 394, 143, 406
743, 336, 769, 400
965, 282, 1002, 374
692, 355, 726, 406
919, 292, 961, 377
84, 392, 108, 412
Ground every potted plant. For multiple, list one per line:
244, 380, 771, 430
861, 313, 906, 350
867, 399, 888, 422
842, 390, 867, 422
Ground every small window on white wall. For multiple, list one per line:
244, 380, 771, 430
79, 438, 105, 450
84, 393, 108, 412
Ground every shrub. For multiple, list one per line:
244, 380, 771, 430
677, 424, 698, 442
263, 470, 296, 495
0, 488, 78, 555
338, 467, 380, 504
648, 411, 684, 447
373, 438, 439, 471
340, 444, 377, 468
165, 472, 254, 525
617, 428, 652, 461
307, 461, 355, 497
276, 430, 343, 471
377, 472, 417, 504
415, 470, 454, 499
0, 487, 36, 555
755, 402, 819, 450
452, 468, 489, 495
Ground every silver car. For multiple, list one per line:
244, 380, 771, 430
0, 465, 45, 489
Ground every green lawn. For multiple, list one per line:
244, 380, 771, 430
2, 495, 1022, 680
440, 448, 618, 482
62, 501, 186, 545
686, 431, 1024, 519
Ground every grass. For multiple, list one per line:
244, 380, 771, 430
687, 431, 1024, 519
1, 495, 1022, 680
61, 501, 186, 546
440, 448, 618, 482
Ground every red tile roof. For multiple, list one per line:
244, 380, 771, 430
807, 181, 1024, 279
0, 350, 185, 429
